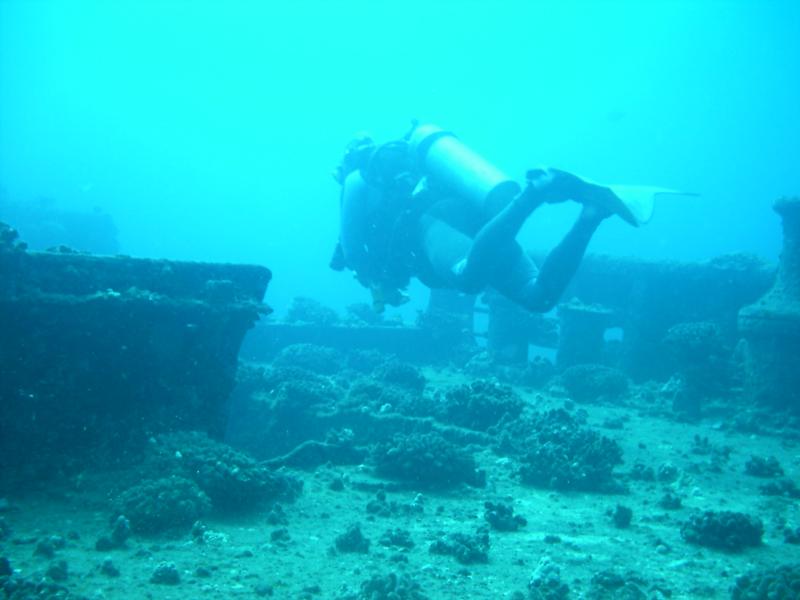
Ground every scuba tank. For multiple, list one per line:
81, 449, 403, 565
337, 141, 418, 294
408, 124, 521, 221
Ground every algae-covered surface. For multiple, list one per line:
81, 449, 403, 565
2, 365, 799, 600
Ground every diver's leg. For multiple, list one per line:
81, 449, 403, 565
418, 172, 610, 297
417, 212, 480, 292
488, 244, 546, 311
456, 169, 593, 289
492, 204, 610, 312
453, 176, 547, 289
530, 203, 609, 308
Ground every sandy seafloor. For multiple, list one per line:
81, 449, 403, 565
1, 366, 799, 600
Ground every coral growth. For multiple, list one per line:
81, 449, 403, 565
346, 349, 395, 374
731, 563, 800, 599
744, 455, 784, 478
156, 431, 302, 512
352, 572, 429, 600
760, 479, 800, 498
378, 528, 415, 549
527, 557, 569, 600
429, 528, 490, 564
484, 501, 527, 531
440, 380, 524, 431
150, 562, 181, 585
114, 476, 211, 535
372, 432, 485, 489
586, 569, 667, 599
680, 510, 763, 552
272, 343, 344, 375
503, 409, 624, 493
285, 296, 339, 326
335, 524, 370, 554
345, 377, 417, 414
230, 365, 341, 457
373, 361, 427, 392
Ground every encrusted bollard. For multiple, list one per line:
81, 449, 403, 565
738, 197, 800, 409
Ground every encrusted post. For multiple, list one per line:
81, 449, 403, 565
738, 197, 800, 409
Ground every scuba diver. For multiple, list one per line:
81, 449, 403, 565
331, 122, 678, 313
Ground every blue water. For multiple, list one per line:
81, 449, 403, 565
1, 0, 798, 313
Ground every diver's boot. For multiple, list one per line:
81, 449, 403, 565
529, 168, 643, 226
573, 178, 641, 227
578, 199, 613, 224
525, 168, 588, 204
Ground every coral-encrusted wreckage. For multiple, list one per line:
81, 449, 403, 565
2, 198, 797, 481
241, 204, 797, 418
0, 222, 270, 477
739, 197, 800, 410
1, 196, 799, 598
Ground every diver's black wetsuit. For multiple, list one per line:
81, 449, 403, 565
336, 128, 609, 313
413, 179, 606, 312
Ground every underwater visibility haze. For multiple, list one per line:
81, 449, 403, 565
1, 1, 800, 599
1, 1, 799, 310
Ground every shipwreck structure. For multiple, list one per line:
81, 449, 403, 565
245, 251, 775, 385
0, 223, 270, 479
738, 197, 800, 410
562, 252, 775, 380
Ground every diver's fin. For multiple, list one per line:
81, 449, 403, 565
537, 168, 697, 227
577, 176, 698, 227
604, 185, 698, 226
